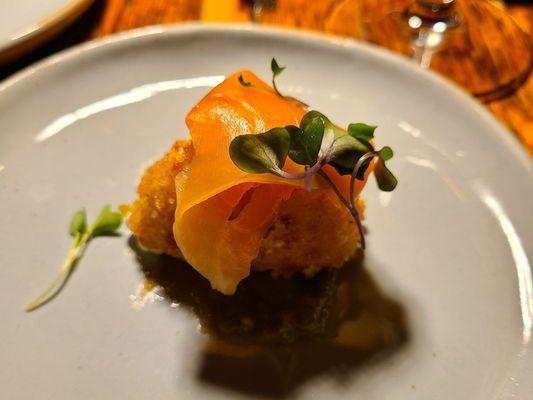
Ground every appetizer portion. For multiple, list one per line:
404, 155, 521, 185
127, 61, 397, 295
128, 139, 362, 289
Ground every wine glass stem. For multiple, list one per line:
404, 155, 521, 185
247, 0, 276, 22
405, 0, 461, 68
407, 0, 460, 27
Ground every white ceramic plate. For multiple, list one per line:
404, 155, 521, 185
1, 25, 532, 399
0, 0, 94, 63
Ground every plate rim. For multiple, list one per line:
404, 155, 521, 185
1, 22, 531, 172
0, 0, 95, 63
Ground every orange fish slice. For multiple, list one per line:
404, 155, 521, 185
174, 71, 370, 294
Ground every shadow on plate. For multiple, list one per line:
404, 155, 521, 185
129, 236, 409, 398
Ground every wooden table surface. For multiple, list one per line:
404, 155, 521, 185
1, 0, 531, 154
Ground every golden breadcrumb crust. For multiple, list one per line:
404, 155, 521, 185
126, 140, 363, 275
253, 190, 363, 276
126, 140, 194, 258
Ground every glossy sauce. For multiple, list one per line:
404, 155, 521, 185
129, 237, 408, 396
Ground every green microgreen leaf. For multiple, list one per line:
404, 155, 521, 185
374, 158, 398, 191
322, 124, 371, 176
69, 209, 87, 237
90, 205, 123, 237
378, 146, 394, 161
288, 116, 324, 166
348, 123, 376, 142
373, 146, 397, 191
299, 110, 324, 129
299, 111, 373, 176
271, 58, 286, 78
230, 128, 291, 174
322, 119, 369, 158
25, 206, 123, 312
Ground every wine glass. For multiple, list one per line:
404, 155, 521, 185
325, 0, 532, 102
245, 0, 342, 30
242, 0, 276, 22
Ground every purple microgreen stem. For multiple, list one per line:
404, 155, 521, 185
349, 152, 376, 210
304, 166, 312, 192
317, 170, 366, 249
273, 153, 328, 180
316, 170, 350, 210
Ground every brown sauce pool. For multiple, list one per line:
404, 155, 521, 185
129, 237, 409, 397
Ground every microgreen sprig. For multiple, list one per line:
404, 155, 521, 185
238, 58, 308, 108
25, 205, 122, 312
270, 58, 286, 96
230, 60, 398, 249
